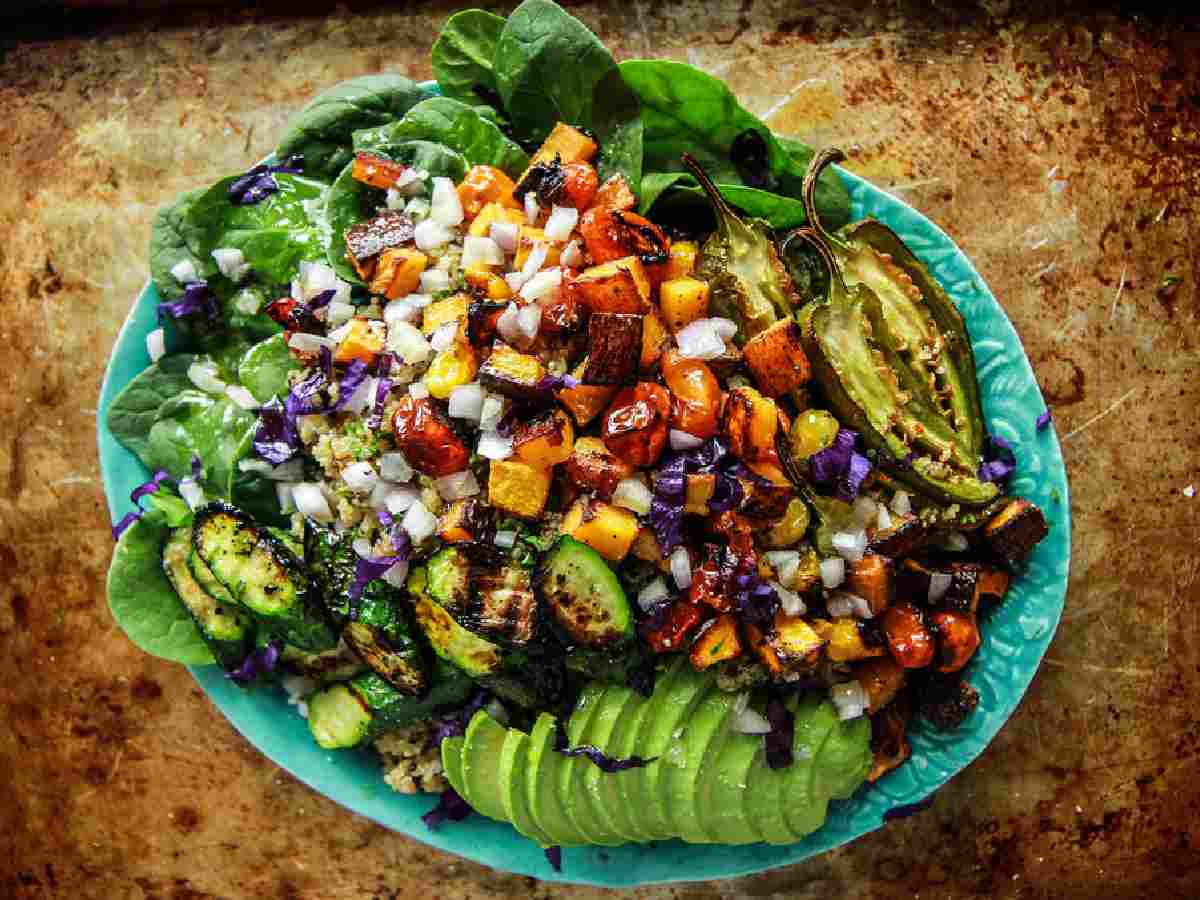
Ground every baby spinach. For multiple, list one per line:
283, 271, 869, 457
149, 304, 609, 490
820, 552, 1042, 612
107, 516, 215, 665
148, 187, 216, 299
644, 176, 814, 230
493, 0, 642, 189
238, 333, 299, 403
106, 353, 198, 466
325, 140, 470, 283
274, 74, 434, 179
180, 173, 331, 290
432, 9, 507, 110
146, 389, 257, 502
353, 98, 528, 177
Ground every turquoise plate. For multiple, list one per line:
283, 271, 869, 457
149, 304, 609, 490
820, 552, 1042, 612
97, 93, 1070, 886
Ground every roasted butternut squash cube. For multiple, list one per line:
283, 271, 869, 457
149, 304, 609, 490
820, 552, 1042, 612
690, 614, 743, 671
421, 293, 470, 336
514, 226, 562, 271
684, 473, 716, 515
722, 386, 781, 465
457, 165, 520, 220
488, 458, 553, 519
743, 318, 811, 397
640, 308, 669, 372
478, 341, 547, 401
823, 617, 886, 663
659, 277, 710, 332
334, 318, 385, 366
583, 312, 644, 385
746, 612, 825, 677
630, 526, 671, 572
423, 343, 479, 400
558, 359, 617, 426
666, 241, 699, 280
352, 152, 407, 190
468, 201, 526, 238
561, 497, 639, 562
573, 256, 651, 313
527, 122, 598, 171
438, 498, 488, 543
563, 436, 634, 499
369, 247, 428, 300
856, 657, 907, 713
513, 408, 575, 468
846, 554, 893, 617
464, 265, 513, 300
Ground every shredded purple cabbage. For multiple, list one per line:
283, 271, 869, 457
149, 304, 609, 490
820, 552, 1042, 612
648, 438, 749, 552
535, 372, 580, 394
226, 640, 282, 684
735, 576, 779, 631
978, 434, 1017, 484
544, 846, 562, 871
348, 551, 406, 613
552, 718, 658, 772
366, 353, 394, 430
112, 469, 178, 539
228, 155, 304, 205
157, 281, 219, 323
252, 356, 342, 464
421, 786, 474, 831
111, 510, 143, 540
763, 697, 795, 769
883, 793, 935, 821
430, 691, 492, 750
1036, 409, 1052, 431
809, 429, 872, 501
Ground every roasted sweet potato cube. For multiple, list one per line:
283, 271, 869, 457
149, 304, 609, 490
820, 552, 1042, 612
478, 341, 547, 401
928, 610, 981, 673
391, 395, 470, 477
722, 386, 781, 466
558, 359, 617, 426
982, 498, 1048, 563
527, 122, 598, 170
640, 308, 669, 372
469, 201, 526, 238
334, 318, 385, 366
352, 152, 407, 189
643, 600, 706, 653
592, 173, 637, 211
421, 293, 469, 336
684, 473, 717, 515
973, 566, 1011, 610
513, 408, 575, 468
457, 165, 520, 220
488, 458, 553, 519
561, 497, 639, 562
869, 516, 932, 559
630, 526, 671, 572
856, 656, 908, 713
573, 257, 651, 313
665, 241, 699, 280
846, 555, 894, 617
690, 614, 743, 671
369, 247, 428, 300
578, 207, 670, 270
867, 696, 912, 782
345, 210, 416, 280
564, 436, 634, 499
743, 319, 810, 396
584, 312, 644, 385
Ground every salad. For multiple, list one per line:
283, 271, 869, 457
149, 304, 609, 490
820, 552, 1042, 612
104, 0, 1050, 861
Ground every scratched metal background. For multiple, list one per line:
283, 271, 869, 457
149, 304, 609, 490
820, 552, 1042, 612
1, 2, 1198, 898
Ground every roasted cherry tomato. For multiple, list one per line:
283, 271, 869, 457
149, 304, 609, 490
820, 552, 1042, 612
390, 396, 470, 477
662, 349, 721, 439
602, 382, 671, 467
561, 162, 599, 211
642, 599, 706, 653
578, 207, 670, 275
880, 603, 936, 669
267, 296, 297, 326
928, 610, 982, 673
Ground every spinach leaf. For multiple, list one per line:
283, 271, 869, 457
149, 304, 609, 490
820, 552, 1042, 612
493, 0, 642, 189
645, 176, 814, 230
238, 333, 299, 403
325, 140, 470, 283
638, 172, 689, 215
432, 9, 506, 110
274, 74, 434, 179
146, 389, 258, 501
353, 98, 528, 176
105, 353, 197, 466
106, 516, 214, 665
221, 286, 282, 346
180, 174, 331, 289
148, 187, 216, 299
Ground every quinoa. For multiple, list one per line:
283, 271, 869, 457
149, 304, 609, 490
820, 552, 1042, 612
375, 720, 447, 794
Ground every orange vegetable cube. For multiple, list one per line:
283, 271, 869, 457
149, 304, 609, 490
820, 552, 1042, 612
514, 226, 562, 270
512, 408, 575, 468
352, 152, 407, 190
421, 293, 469, 336
659, 277, 710, 332
561, 497, 639, 562
457, 165, 520, 220
488, 458, 553, 519
334, 318, 385, 366
468, 201, 526, 238
369, 248, 427, 300
573, 256, 651, 314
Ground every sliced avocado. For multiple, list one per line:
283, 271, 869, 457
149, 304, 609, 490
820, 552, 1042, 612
637, 661, 712, 841
441, 736, 466, 796
665, 687, 739, 843
812, 707, 872, 801
577, 684, 643, 844
742, 750, 794, 844
557, 682, 625, 846
779, 697, 835, 839
613, 656, 687, 843
499, 728, 553, 846
525, 713, 589, 847
461, 711, 511, 824
703, 726, 763, 845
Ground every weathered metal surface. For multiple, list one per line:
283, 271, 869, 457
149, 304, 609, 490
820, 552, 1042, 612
1, 2, 1197, 898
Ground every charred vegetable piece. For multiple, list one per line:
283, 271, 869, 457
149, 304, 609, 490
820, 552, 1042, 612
515, 155, 568, 205
661, 349, 721, 439
982, 497, 1049, 563
855, 656, 907, 713
561, 497, 640, 562
918, 672, 979, 731
341, 620, 428, 696
688, 543, 736, 612
457, 164, 520, 219
819, 617, 885, 663
478, 341, 548, 401
584, 312, 644, 385
846, 555, 893, 616
643, 599, 706, 653
602, 382, 670, 467
689, 613, 743, 670
745, 611, 825, 679
409, 566, 503, 677
536, 536, 633, 648
560, 161, 600, 210
682, 154, 796, 339
523, 122, 597, 172
742, 318, 810, 397
721, 385, 781, 466
163, 526, 253, 671
390, 395, 470, 477
488, 458, 554, 520
640, 309, 670, 373
880, 603, 935, 669
573, 257, 651, 314
564, 436, 635, 499
421, 294, 470, 336
868, 515, 933, 559
192, 502, 335, 652
512, 408, 575, 468
927, 610, 981, 673
593, 173, 637, 211
345, 210, 417, 280
867, 695, 912, 783
738, 463, 794, 520
371, 247, 428, 300
473, 566, 539, 646
426, 546, 472, 609
351, 152, 409, 190
578, 207, 670, 272
558, 359, 618, 426
279, 642, 366, 683
438, 498, 491, 544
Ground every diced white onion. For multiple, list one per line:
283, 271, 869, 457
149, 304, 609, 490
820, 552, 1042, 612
387, 321, 432, 364
494, 530, 517, 549
831, 529, 868, 562
233, 289, 262, 315
479, 395, 505, 432
875, 505, 893, 531
765, 550, 799, 570
941, 532, 969, 552
773, 580, 806, 616
496, 302, 523, 345
187, 360, 226, 395
429, 177, 464, 227
831, 681, 867, 721
436, 469, 480, 501
342, 375, 376, 415
675, 319, 727, 360
146, 328, 166, 362
524, 191, 540, 225
275, 482, 295, 513
384, 484, 420, 514
225, 384, 258, 410
296, 261, 350, 304
733, 706, 772, 734
463, 236, 505, 268
379, 453, 413, 485
826, 592, 854, 618
342, 461, 379, 494
381, 559, 410, 588
490, 221, 520, 253
506, 242, 549, 293
515, 303, 542, 342
853, 496, 878, 528
847, 592, 873, 619
544, 205, 579, 242
448, 383, 485, 422
406, 293, 434, 308
637, 577, 670, 611
326, 321, 353, 345
238, 458, 273, 474
327, 300, 355, 327
928, 572, 953, 603
384, 298, 421, 326
396, 167, 426, 195
212, 247, 250, 282
430, 322, 458, 352
352, 536, 374, 558
385, 187, 406, 210
561, 239, 584, 267
669, 429, 704, 451
710, 318, 738, 340
178, 478, 206, 510
408, 382, 430, 399
288, 332, 336, 353
520, 267, 562, 303
766, 550, 802, 590
820, 556, 846, 589
891, 490, 912, 516
292, 482, 334, 522
170, 259, 199, 284
414, 218, 454, 251
477, 430, 514, 460
402, 500, 438, 543
368, 478, 394, 510
670, 547, 693, 590
613, 477, 653, 516
405, 197, 431, 220
419, 269, 451, 294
